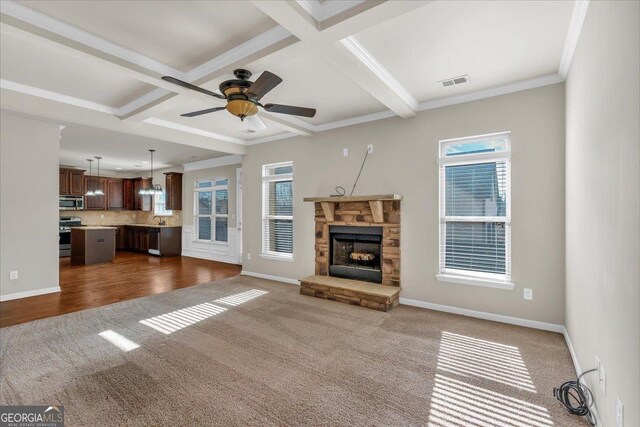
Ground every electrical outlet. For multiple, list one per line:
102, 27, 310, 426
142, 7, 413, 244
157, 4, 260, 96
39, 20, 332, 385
100, 214, 105, 219
616, 397, 623, 427
343, 148, 349, 157
523, 288, 533, 300
9, 271, 18, 280
367, 144, 374, 154
599, 363, 606, 395
247, 253, 251, 260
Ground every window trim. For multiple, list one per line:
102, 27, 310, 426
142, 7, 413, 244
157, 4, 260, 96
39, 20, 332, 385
261, 161, 294, 260
437, 131, 514, 290
194, 178, 229, 245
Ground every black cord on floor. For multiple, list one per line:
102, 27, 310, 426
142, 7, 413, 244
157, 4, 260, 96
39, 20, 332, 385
553, 368, 598, 426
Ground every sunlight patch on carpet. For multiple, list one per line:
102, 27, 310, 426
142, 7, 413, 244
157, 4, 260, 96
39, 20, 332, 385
427, 374, 553, 427
213, 289, 268, 306
139, 302, 227, 335
99, 330, 140, 352
437, 331, 536, 392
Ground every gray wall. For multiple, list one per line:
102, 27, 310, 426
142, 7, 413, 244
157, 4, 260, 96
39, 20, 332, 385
1, 112, 60, 299
565, 2, 640, 426
183, 163, 239, 227
242, 83, 566, 324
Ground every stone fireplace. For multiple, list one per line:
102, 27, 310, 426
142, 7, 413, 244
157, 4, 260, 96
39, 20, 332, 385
300, 194, 402, 311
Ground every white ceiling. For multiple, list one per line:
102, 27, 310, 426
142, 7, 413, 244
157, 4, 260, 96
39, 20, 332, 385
17, 0, 278, 72
0, 0, 586, 162
59, 124, 223, 172
355, 1, 574, 102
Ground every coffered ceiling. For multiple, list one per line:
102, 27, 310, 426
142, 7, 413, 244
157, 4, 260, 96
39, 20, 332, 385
0, 0, 588, 162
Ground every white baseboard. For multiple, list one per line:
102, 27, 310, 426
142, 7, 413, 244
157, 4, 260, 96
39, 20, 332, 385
240, 270, 300, 285
0, 286, 61, 302
181, 249, 239, 265
399, 297, 564, 333
563, 327, 602, 427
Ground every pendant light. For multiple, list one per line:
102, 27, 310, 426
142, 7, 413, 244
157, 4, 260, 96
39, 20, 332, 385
85, 159, 95, 196
93, 156, 104, 196
139, 149, 163, 195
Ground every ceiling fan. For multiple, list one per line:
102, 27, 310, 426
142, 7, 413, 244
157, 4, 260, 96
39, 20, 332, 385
162, 69, 316, 132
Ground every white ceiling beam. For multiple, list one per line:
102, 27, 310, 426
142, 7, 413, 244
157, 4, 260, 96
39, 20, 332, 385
252, 0, 431, 119
0, 87, 246, 155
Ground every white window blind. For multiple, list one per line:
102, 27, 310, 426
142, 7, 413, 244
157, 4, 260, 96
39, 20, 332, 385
439, 132, 511, 282
262, 162, 293, 259
195, 178, 229, 243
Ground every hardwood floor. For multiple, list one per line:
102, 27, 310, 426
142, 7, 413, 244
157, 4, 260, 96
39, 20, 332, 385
0, 253, 241, 328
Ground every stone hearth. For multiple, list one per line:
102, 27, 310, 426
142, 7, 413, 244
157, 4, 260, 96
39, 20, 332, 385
301, 194, 401, 311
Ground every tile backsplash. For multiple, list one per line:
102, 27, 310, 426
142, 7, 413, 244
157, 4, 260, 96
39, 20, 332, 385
59, 210, 183, 226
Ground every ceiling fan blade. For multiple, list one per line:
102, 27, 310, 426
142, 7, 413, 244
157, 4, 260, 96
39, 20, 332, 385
247, 71, 282, 100
181, 107, 226, 117
162, 76, 226, 100
245, 114, 267, 132
263, 103, 316, 118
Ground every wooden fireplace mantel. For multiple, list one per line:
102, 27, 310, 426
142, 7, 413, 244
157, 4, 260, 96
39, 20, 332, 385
303, 194, 402, 223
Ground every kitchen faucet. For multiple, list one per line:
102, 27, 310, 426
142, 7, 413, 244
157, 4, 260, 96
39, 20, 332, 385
153, 216, 166, 226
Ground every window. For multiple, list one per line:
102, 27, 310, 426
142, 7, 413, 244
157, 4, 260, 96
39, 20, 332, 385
194, 178, 229, 243
262, 162, 293, 260
154, 192, 173, 216
437, 132, 513, 288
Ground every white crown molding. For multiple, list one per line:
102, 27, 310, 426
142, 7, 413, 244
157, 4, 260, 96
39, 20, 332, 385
340, 36, 418, 112
296, 0, 367, 22
143, 118, 245, 144
400, 297, 564, 333
0, 0, 184, 79
314, 109, 396, 132
183, 154, 243, 171
1, 79, 119, 115
559, 0, 590, 79
417, 73, 565, 111
245, 132, 297, 145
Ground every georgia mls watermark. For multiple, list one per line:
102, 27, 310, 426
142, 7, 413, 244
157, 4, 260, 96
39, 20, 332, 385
0, 406, 64, 427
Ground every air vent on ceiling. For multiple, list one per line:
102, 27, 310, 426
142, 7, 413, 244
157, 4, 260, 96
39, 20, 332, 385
439, 75, 469, 88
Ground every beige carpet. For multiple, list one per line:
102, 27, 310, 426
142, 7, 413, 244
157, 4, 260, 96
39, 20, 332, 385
0, 275, 587, 426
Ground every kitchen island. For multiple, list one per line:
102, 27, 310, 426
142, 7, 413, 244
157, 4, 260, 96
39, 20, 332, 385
70, 226, 116, 265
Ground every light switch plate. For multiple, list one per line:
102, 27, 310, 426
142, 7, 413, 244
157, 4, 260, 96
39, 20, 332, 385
247, 253, 251, 260
343, 148, 349, 157
9, 271, 18, 280
523, 288, 533, 300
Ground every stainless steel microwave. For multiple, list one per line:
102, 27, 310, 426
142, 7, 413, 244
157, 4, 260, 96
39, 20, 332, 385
59, 195, 84, 210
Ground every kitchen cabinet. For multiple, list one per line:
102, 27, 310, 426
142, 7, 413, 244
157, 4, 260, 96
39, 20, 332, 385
84, 177, 108, 210
164, 172, 183, 210
123, 179, 135, 210
70, 227, 116, 265
59, 168, 85, 196
122, 225, 181, 256
107, 179, 124, 210
132, 178, 152, 211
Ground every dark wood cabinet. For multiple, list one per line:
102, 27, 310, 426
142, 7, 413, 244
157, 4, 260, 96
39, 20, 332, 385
107, 179, 124, 210
59, 168, 85, 196
84, 177, 107, 210
121, 225, 181, 255
164, 172, 183, 210
123, 179, 134, 210
132, 178, 152, 211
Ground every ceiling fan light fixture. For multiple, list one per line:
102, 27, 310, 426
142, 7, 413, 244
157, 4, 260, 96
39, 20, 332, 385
226, 99, 258, 119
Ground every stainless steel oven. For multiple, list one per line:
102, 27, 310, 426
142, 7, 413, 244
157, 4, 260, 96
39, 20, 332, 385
59, 217, 82, 257
59, 196, 84, 210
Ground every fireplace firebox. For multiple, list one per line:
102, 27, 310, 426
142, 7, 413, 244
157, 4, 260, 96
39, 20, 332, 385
329, 225, 383, 284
